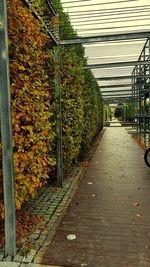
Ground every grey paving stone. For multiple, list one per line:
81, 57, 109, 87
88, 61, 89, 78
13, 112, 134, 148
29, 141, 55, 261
33, 247, 47, 264
40, 230, 49, 236
37, 235, 47, 246
34, 230, 41, 235
6, 255, 13, 262
22, 254, 34, 263
38, 221, 47, 227
0, 254, 4, 261
41, 240, 52, 247
20, 263, 28, 267
43, 216, 50, 222
13, 253, 24, 262
21, 264, 61, 267
21, 238, 28, 243
0, 263, 20, 267
30, 234, 39, 241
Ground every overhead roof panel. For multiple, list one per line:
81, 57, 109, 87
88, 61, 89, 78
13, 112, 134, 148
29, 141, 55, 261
60, 0, 150, 102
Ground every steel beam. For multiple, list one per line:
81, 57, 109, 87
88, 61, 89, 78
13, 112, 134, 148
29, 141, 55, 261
23, 0, 58, 44
103, 100, 134, 103
103, 98, 136, 102
103, 98, 134, 100
104, 97, 133, 99
84, 60, 150, 69
99, 83, 150, 89
104, 95, 134, 98
102, 92, 137, 95
100, 89, 133, 93
54, 46, 63, 188
0, 0, 16, 257
102, 97, 136, 100
102, 94, 134, 97
100, 88, 149, 94
60, 31, 150, 45
100, 84, 132, 88
101, 93, 138, 97
96, 75, 150, 81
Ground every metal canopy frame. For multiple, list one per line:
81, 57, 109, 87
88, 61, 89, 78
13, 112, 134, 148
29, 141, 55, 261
60, 0, 150, 106
60, 31, 150, 45
23, 0, 58, 44
0, 0, 16, 257
60, 0, 150, 128
84, 60, 150, 69
101, 89, 149, 93
96, 75, 150, 80
99, 83, 150, 88
101, 89, 133, 93
102, 93, 135, 98
131, 38, 150, 139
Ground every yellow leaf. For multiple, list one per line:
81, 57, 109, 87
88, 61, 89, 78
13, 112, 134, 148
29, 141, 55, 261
15, 199, 21, 210
18, 65, 26, 70
32, 176, 37, 182
16, 173, 24, 180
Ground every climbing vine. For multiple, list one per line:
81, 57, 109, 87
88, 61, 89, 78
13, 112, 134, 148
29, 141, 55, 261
0, 0, 56, 219
61, 47, 84, 169
52, 0, 102, 166
82, 69, 102, 150
0, 0, 103, 220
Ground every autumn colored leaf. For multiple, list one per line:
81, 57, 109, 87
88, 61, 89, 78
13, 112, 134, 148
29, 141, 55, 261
0, 0, 102, 220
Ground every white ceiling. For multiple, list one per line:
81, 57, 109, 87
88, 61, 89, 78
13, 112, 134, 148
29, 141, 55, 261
60, 0, 150, 102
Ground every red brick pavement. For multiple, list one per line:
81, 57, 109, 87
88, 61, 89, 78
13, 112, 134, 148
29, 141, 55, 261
42, 126, 150, 267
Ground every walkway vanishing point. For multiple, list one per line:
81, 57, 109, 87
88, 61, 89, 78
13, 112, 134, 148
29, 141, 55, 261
41, 124, 150, 267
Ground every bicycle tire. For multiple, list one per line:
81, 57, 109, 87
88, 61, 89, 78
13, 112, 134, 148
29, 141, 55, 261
144, 148, 150, 168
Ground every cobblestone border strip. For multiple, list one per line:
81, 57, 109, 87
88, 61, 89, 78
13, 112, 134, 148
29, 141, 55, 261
0, 262, 62, 266
33, 168, 85, 264
0, 167, 85, 265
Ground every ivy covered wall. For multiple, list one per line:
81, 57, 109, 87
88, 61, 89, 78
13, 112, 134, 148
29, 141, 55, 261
0, 0, 103, 219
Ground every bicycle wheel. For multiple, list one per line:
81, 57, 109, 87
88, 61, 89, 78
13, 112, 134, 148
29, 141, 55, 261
144, 148, 150, 168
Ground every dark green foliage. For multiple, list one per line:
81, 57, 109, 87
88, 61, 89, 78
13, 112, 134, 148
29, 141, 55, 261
115, 104, 122, 119
81, 69, 102, 150
51, 0, 103, 168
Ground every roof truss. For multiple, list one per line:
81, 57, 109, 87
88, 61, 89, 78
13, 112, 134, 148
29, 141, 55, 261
84, 60, 150, 69
60, 31, 150, 45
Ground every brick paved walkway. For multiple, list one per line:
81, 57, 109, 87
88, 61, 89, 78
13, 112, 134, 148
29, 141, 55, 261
0, 168, 85, 265
41, 126, 150, 267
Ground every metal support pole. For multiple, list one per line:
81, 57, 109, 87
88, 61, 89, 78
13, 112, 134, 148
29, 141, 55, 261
54, 45, 63, 187
149, 91, 150, 141
143, 46, 146, 140
0, 0, 16, 256
149, 39, 150, 141
106, 106, 109, 122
